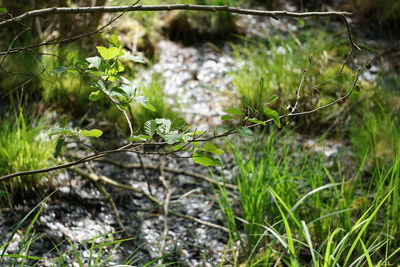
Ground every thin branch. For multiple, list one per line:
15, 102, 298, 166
68, 166, 228, 232
0, 61, 367, 183
0, 5, 352, 29
159, 170, 171, 259
0, 1, 140, 56
95, 157, 238, 190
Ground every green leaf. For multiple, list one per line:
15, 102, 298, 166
134, 96, 148, 105
89, 90, 103, 101
107, 33, 122, 48
221, 115, 235, 121
0, 7, 8, 13
50, 127, 74, 136
51, 66, 70, 75
269, 95, 279, 103
92, 80, 108, 94
143, 103, 156, 112
223, 108, 243, 116
171, 118, 186, 130
53, 138, 65, 158
237, 126, 253, 138
257, 77, 264, 98
144, 120, 157, 137
192, 152, 220, 167
248, 118, 266, 125
262, 107, 281, 128
173, 144, 188, 151
110, 59, 124, 73
86, 56, 102, 69
155, 118, 171, 134
128, 135, 152, 142
96, 46, 122, 60
121, 53, 145, 64
202, 142, 224, 155
192, 142, 200, 147
160, 133, 183, 145
81, 129, 103, 138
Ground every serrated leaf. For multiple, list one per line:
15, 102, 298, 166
221, 115, 235, 121
121, 53, 145, 63
248, 118, 266, 125
155, 118, 171, 133
237, 126, 253, 138
202, 142, 224, 155
262, 107, 281, 128
192, 152, 220, 167
160, 133, 183, 145
144, 120, 157, 137
96, 46, 122, 60
91, 80, 108, 95
128, 135, 152, 142
86, 56, 102, 69
51, 66, 70, 75
89, 90, 102, 101
81, 129, 103, 138
110, 87, 130, 100
223, 108, 243, 116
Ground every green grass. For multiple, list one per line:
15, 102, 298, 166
229, 28, 357, 130
131, 74, 180, 132
215, 131, 400, 265
0, 109, 56, 204
0, 192, 146, 266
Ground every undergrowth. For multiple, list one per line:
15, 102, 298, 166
216, 131, 400, 265
0, 109, 55, 205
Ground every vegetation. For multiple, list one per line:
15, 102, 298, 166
0, 109, 55, 204
0, 0, 399, 266
216, 131, 400, 265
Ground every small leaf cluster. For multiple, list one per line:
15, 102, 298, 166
221, 94, 281, 129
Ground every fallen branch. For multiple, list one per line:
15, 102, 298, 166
96, 158, 238, 190
68, 166, 229, 232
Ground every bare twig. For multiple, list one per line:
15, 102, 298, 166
159, 168, 171, 259
94, 180, 127, 233
95, 157, 238, 190
0, 5, 352, 29
138, 154, 153, 196
0, 72, 361, 183
68, 166, 228, 232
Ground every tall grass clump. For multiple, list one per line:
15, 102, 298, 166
0, 109, 55, 202
230, 29, 357, 132
216, 131, 400, 265
350, 92, 400, 166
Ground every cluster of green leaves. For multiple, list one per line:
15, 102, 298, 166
222, 104, 281, 131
